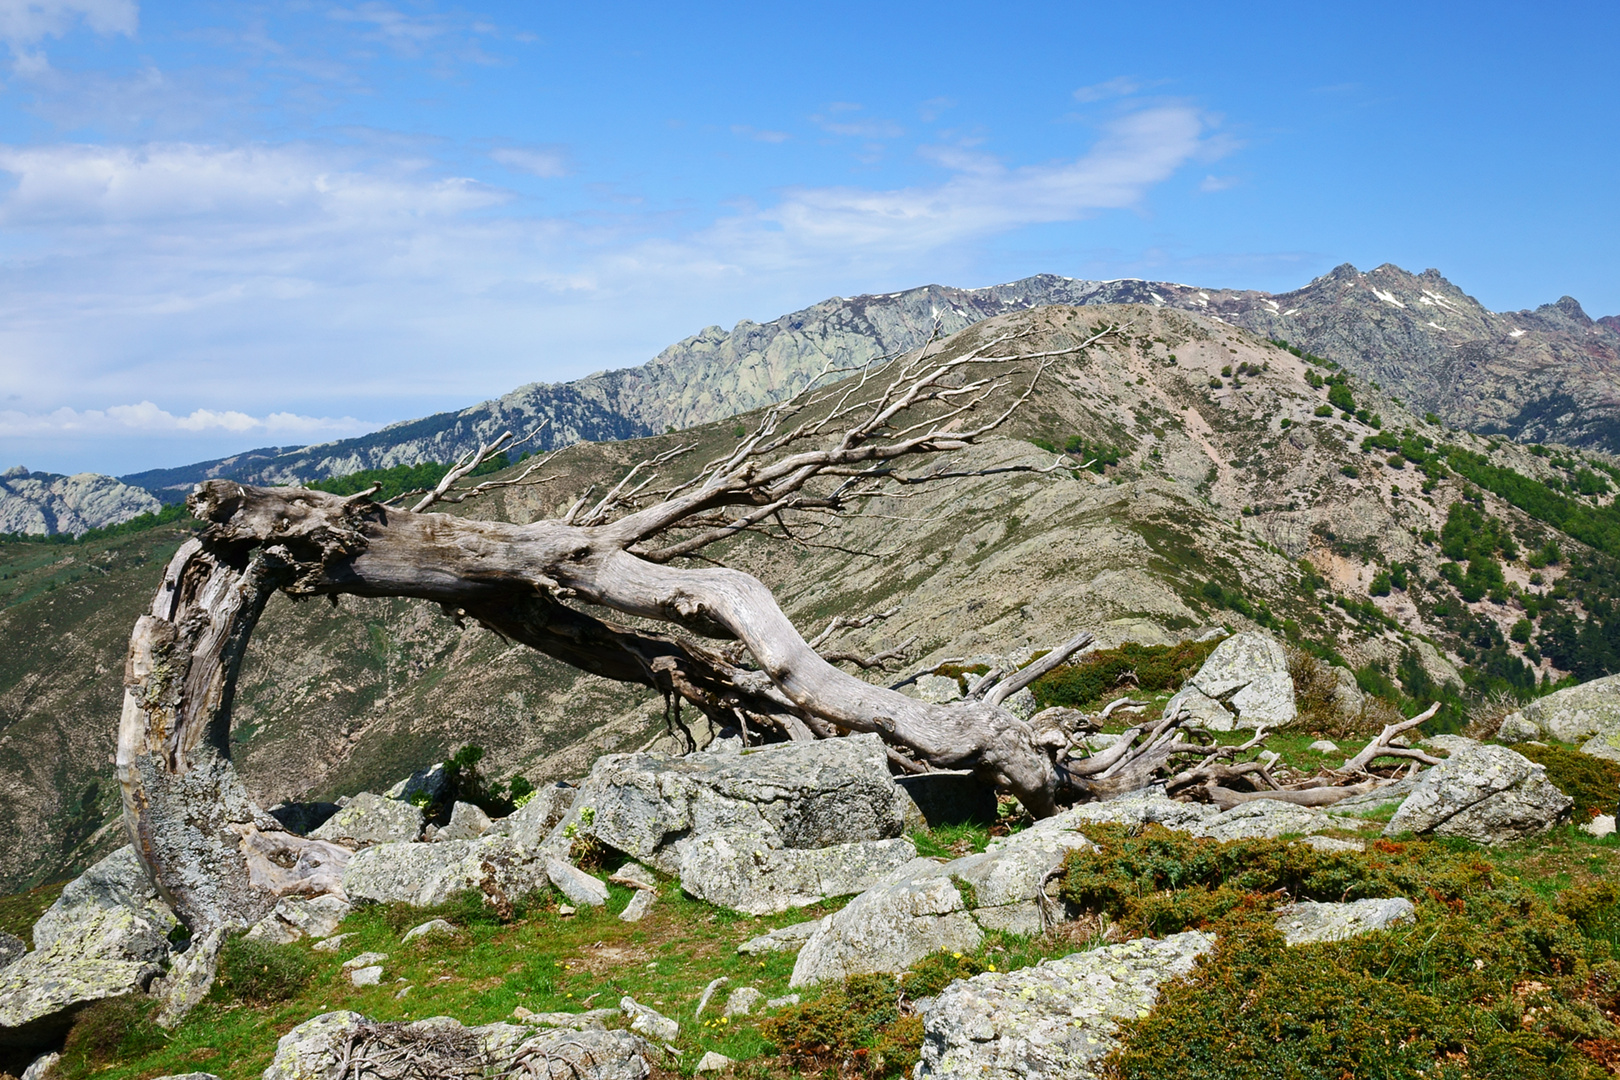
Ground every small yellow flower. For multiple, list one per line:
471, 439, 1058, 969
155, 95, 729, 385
987, 964, 997, 972
952, 952, 963, 959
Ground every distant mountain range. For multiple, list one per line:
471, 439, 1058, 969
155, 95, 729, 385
0, 467, 159, 536
5, 262, 1611, 529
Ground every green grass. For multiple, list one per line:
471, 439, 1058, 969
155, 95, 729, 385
0, 880, 66, 946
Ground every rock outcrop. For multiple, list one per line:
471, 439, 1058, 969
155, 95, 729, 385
1385, 744, 1572, 842
262, 1010, 649, 1080
1503, 674, 1620, 761
0, 847, 176, 1046
915, 932, 1215, 1080
1162, 632, 1296, 730
343, 835, 548, 908
0, 467, 160, 536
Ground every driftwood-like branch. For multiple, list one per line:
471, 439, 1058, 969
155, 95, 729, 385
117, 326, 1121, 948
1340, 702, 1443, 773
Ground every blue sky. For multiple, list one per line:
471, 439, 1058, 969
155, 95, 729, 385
0, 0, 1616, 476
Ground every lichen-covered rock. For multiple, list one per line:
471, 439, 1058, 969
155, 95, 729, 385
0, 846, 177, 1044
1190, 799, 1336, 842
436, 801, 494, 842
790, 858, 981, 987
1273, 898, 1415, 945
620, 996, 678, 1041
1508, 674, 1620, 745
909, 675, 964, 704
945, 828, 1091, 935
546, 734, 906, 874
262, 1010, 648, 1080
723, 986, 763, 1017
915, 932, 1215, 1079
245, 895, 351, 944
1162, 631, 1297, 730
310, 792, 424, 846
494, 783, 579, 850
384, 763, 449, 807
1039, 788, 1218, 833
738, 920, 823, 955
619, 890, 655, 922
343, 835, 545, 908
679, 831, 917, 915
546, 858, 609, 907
1385, 744, 1573, 843
401, 919, 459, 944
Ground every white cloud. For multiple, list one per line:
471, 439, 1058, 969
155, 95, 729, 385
747, 105, 1205, 252
0, 0, 136, 47
490, 146, 571, 178
0, 401, 368, 437
1072, 76, 1141, 103
1200, 174, 1241, 192
811, 103, 903, 140
730, 125, 789, 144
0, 141, 505, 224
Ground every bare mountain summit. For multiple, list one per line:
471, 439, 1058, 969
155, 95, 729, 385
0, 468, 160, 536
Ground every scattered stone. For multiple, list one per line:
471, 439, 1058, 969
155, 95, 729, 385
343, 952, 388, 970
695, 1050, 734, 1073
1494, 713, 1542, 745
738, 920, 823, 955
312, 933, 355, 952
1385, 744, 1573, 843
266, 801, 341, 835
695, 977, 728, 1018
620, 996, 679, 1041
245, 894, 352, 944
766, 994, 800, 1009
914, 932, 1215, 1079
1329, 666, 1366, 718
608, 862, 659, 891
384, 763, 449, 807
436, 801, 494, 842
402, 919, 460, 944
512, 1007, 619, 1028
492, 783, 579, 849
1273, 898, 1416, 945
349, 966, 383, 987
20, 1054, 59, 1080
723, 987, 763, 1017
343, 834, 546, 908
0, 845, 177, 1045
547, 858, 610, 907
558, 905, 577, 917
679, 832, 918, 915
1308, 739, 1340, 753
152, 928, 225, 1028
1161, 631, 1297, 731
1002, 687, 1038, 721
909, 674, 964, 704
620, 890, 655, 922
261, 1010, 649, 1080
1301, 835, 1365, 853
546, 734, 908, 875
1190, 799, 1336, 842
1585, 815, 1617, 838
896, 771, 998, 829
310, 792, 425, 846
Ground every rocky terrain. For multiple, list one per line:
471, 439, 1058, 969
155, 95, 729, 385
0, 470, 159, 538
8, 300, 1620, 896
0, 644, 1606, 1078
117, 264, 1620, 503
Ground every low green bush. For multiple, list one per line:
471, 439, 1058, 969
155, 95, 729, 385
208, 934, 317, 1005
1514, 742, 1620, 822
1030, 639, 1222, 710
762, 973, 923, 1079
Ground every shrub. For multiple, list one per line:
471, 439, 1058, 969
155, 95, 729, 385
1340, 464, 1360, 478
59, 996, 165, 1074
1514, 742, 1620, 822
208, 934, 317, 1004
439, 745, 534, 818
762, 973, 924, 1079
1314, 404, 1333, 417
1030, 639, 1222, 710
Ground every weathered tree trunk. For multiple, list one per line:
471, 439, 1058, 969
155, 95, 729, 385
116, 482, 1058, 930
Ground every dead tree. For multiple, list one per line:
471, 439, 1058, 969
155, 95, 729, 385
115, 325, 1118, 935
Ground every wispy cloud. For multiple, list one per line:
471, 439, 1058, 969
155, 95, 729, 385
490, 145, 571, 177
0, 0, 136, 72
1072, 76, 1141, 103
746, 105, 1206, 252
0, 401, 368, 438
731, 125, 789, 144
1200, 174, 1240, 192
811, 103, 904, 140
